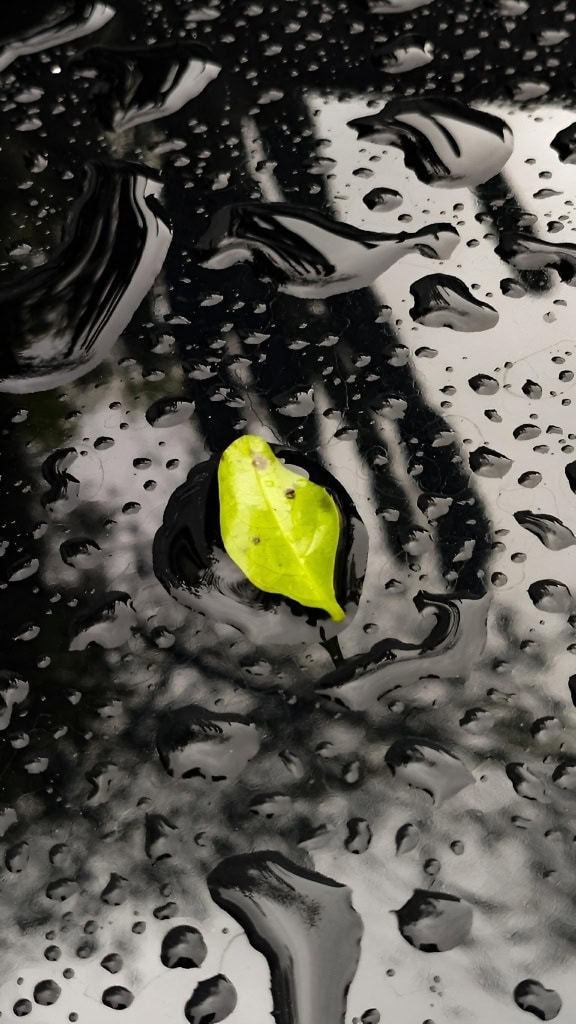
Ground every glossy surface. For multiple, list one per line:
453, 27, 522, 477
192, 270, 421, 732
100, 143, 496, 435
1, 1, 576, 1022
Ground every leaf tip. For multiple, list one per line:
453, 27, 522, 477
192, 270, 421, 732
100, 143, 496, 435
327, 600, 347, 623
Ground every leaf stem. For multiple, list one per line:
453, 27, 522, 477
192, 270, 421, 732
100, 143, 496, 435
321, 634, 344, 666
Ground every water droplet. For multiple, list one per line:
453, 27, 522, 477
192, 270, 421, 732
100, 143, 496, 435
374, 34, 434, 73
184, 975, 237, 1024
5, 840, 29, 873
69, 592, 136, 650
496, 233, 576, 285
469, 446, 513, 478
33, 980, 61, 1005
102, 986, 134, 1010
46, 878, 78, 901
101, 953, 123, 974
145, 813, 179, 864
361, 1010, 381, 1024
522, 380, 543, 400
551, 123, 576, 165
0, 2, 115, 72
345, 818, 372, 854
396, 823, 420, 854
468, 373, 499, 395
274, 387, 315, 418
157, 704, 260, 781
100, 873, 129, 906
60, 538, 101, 568
500, 278, 527, 298
362, 188, 403, 212
146, 397, 196, 428
528, 580, 572, 613
506, 763, 548, 803
518, 471, 542, 488
13, 1000, 32, 1017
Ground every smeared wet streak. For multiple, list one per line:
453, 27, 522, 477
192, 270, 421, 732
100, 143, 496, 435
160, 76, 261, 452
249, 97, 474, 565
76, 41, 221, 131
475, 174, 552, 294
325, 289, 493, 589
153, 446, 368, 646
256, 285, 423, 557
0, 0, 116, 72
207, 852, 363, 1024
316, 590, 490, 710
0, 160, 172, 393
242, 308, 323, 454
197, 200, 459, 299
232, 99, 338, 454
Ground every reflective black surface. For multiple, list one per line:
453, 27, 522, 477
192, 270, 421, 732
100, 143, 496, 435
1, 1, 576, 1021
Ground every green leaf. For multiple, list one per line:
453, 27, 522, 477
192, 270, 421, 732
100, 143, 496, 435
218, 435, 346, 622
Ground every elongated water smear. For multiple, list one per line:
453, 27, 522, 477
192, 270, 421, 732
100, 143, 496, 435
208, 852, 363, 1024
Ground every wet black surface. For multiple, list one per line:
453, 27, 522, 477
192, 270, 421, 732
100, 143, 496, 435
1, 0, 576, 1021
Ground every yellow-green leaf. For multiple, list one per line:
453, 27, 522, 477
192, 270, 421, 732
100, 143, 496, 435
218, 435, 346, 621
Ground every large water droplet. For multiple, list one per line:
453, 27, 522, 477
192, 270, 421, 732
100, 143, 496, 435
157, 704, 260, 781
348, 98, 513, 187
386, 738, 474, 803
410, 275, 498, 332
161, 926, 207, 969
469, 446, 513, 478
528, 580, 572, 613
33, 980, 61, 1005
514, 511, 576, 550
514, 980, 562, 1020
184, 975, 237, 1024
395, 890, 473, 951
102, 986, 134, 1010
